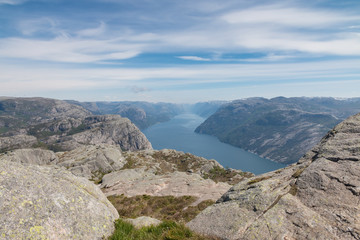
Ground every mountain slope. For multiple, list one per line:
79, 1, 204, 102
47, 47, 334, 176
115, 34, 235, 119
0, 98, 152, 153
196, 97, 360, 163
188, 112, 360, 239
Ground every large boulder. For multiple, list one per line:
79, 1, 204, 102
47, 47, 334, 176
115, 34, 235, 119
0, 160, 119, 239
188, 113, 360, 240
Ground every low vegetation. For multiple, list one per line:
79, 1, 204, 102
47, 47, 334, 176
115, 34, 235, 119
203, 166, 253, 184
108, 194, 214, 223
247, 175, 272, 185
109, 219, 218, 240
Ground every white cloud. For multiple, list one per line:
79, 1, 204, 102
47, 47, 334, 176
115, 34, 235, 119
77, 22, 106, 37
177, 56, 211, 61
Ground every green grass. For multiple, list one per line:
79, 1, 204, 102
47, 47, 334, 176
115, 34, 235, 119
109, 219, 217, 240
108, 195, 214, 223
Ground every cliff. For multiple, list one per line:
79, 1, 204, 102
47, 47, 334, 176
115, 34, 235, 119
188, 112, 360, 239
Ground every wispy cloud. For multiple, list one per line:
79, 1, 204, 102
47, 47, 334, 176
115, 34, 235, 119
77, 21, 106, 37
222, 5, 359, 28
177, 56, 211, 61
0, 37, 141, 63
0, 0, 27, 5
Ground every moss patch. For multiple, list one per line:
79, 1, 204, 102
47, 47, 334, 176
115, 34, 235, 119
292, 168, 306, 178
247, 176, 272, 185
108, 194, 214, 223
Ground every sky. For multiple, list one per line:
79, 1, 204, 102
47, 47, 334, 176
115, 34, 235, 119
0, 0, 360, 103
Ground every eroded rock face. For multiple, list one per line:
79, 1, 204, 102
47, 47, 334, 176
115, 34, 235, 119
0, 159, 119, 239
188, 113, 360, 240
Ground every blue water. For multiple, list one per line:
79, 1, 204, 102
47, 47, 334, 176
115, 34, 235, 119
143, 113, 286, 175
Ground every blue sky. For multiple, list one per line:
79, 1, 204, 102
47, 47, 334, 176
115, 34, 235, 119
0, 0, 360, 103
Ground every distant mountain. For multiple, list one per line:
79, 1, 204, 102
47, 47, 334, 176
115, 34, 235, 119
195, 97, 360, 163
188, 101, 228, 118
67, 100, 185, 129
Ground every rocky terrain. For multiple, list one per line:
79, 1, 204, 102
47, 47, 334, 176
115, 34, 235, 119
196, 97, 360, 163
188, 112, 360, 239
0, 143, 252, 238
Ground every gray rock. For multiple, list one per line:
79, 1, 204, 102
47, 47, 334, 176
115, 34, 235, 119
56, 144, 126, 182
0, 135, 37, 152
101, 168, 231, 205
125, 216, 162, 228
0, 159, 118, 239
0, 148, 58, 165
70, 115, 152, 151
188, 113, 360, 240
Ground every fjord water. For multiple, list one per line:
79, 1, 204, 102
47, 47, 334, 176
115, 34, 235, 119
143, 113, 286, 175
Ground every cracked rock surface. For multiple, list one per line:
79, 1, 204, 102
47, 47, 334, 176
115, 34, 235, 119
187, 113, 360, 240
0, 159, 119, 240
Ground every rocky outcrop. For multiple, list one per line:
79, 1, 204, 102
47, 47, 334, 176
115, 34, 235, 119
0, 135, 37, 152
101, 168, 231, 205
196, 97, 360, 163
56, 145, 126, 182
188, 113, 360, 239
0, 145, 126, 183
0, 159, 119, 239
0, 148, 58, 165
68, 115, 152, 151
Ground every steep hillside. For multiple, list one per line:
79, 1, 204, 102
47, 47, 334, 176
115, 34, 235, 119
188, 112, 360, 239
196, 97, 360, 163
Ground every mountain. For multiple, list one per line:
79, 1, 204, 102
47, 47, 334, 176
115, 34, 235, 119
195, 97, 360, 163
188, 112, 360, 239
67, 100, 185, 129
0, 98, 152, 153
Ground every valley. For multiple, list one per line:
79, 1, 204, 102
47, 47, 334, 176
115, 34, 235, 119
0, 96, 360, 239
